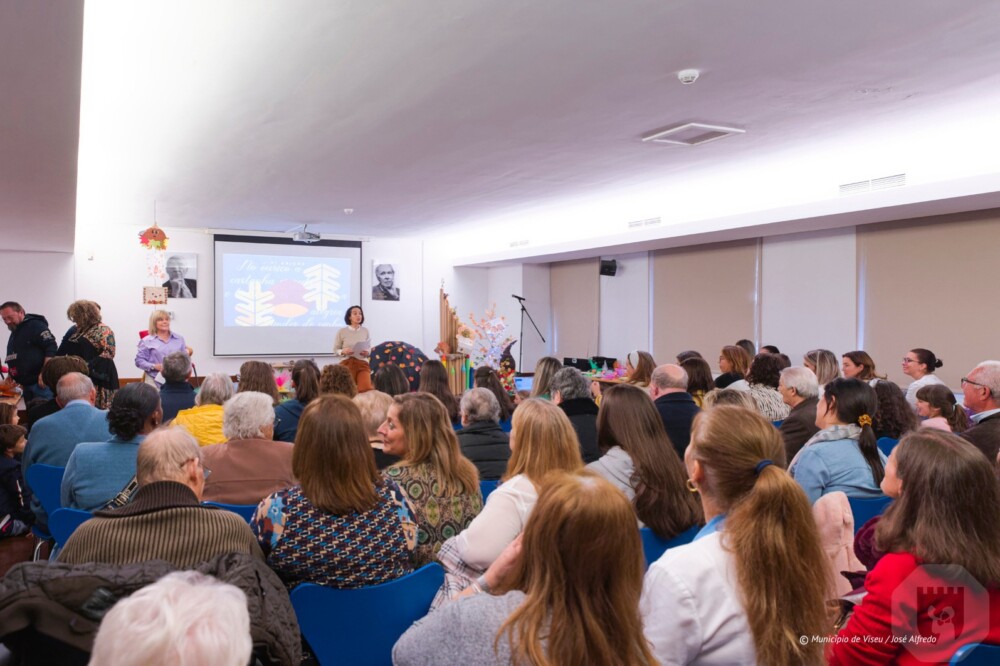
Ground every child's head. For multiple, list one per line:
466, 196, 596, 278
0, 424, 27, 457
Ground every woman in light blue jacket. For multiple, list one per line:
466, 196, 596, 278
789, 378, 887, 504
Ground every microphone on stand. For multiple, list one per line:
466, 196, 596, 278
511, 294, 526, 302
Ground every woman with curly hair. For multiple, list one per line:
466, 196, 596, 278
745, 353, 791, 421
394, 471, 656, 666
61, 382, 162, 510
320, 363, 358, 398
57, 300, 119, 409
871, 380, 919, 440
236, 361, 280, 405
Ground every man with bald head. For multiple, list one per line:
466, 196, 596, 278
59, 427, 262, 568
649, 364, 701, 460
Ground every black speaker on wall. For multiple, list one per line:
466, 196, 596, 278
599, 259, 618, 277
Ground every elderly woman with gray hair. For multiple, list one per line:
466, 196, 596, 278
173, 372, 234, 447
777, 366, 821, 460
201, 391, 295, 505
551, 367, 601, 463
158, 351, 195, 422
455, 388, 510, 480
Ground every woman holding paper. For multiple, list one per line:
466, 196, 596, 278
334, 305, 373, 392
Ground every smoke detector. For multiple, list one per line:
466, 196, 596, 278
678, 69, 700, 85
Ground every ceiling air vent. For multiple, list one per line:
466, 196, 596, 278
642, 122, 745, 146
839, 173, 907, 196
628, 217, 662, 230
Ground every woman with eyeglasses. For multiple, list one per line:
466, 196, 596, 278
901, 347, 944, 409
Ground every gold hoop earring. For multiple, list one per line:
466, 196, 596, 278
686, 479, 698, 493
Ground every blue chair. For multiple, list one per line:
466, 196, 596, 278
25, 464, 65, 559
950, 642, 1000, 664
772, 420, 784, 428
203, 501, 258, 523
640, 524, 700, 569
48, 508, 92, 547
290, 563, 444, 666
877, 437, 899, 457
848, 495, 893, 534
479, 479, 500, 501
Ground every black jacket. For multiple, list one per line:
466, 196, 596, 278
653, 392, 701, 460
456, 420, 510, 480
0, 455, 33, 525
559, 398, 601, 464
4, 314, 56, 385
961, 411, 1000, 462
159, 381, 196, 422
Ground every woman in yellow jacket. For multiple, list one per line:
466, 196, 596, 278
172, 373, 233, 446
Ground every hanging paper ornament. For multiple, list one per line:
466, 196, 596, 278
138, 223, 169, 250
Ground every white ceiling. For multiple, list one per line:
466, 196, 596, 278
7, 1, 1000, 254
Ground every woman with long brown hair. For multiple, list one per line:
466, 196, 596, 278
272, 359, 320, 442
236, 360, 280, 405
252, 394, 416, 589
623, 350, 655, 388
418, 359, 460, 425
841, 350, 886, 385
714, 345, 751, 389
642, 406, 831, 665
529, 356, 562, 399
434, 399, 583, 603
379, 393, 482, 565
589, 384, 702, 538
473, 365, 515, 423
394, 470, 656, 666
831, 430, 1000, 663
915, 382, 969, 433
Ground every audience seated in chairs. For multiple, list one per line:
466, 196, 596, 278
354, 390, 401, 469
22, 372, 111, 527
157, 350, 195, 422
172, 372, 233, 447
20, 355, 88, 432
587, 384, 702, 535
788, 378, 887, 504
201, 391, 294, 505
642, 406, 830, 665
90, 571, 252, 666
272, 359, 320, 443
59, 426, 262, 567
455, 388, 510, 481
777, 366, 820, 461
61, 382, 162, 512
434, 398, 583, 605
379, 393, 482, 566
831, 429, 1000, 664
394, 470, 655, 666
550, 367, 601, 464
252, 395, 415, 589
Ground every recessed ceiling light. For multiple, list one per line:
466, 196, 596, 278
343, 208, 354, 215
641, 122, 745, 146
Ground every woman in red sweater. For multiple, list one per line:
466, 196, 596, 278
831, 429, 1000, 665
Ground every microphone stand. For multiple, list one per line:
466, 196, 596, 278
512, 295, 546, 371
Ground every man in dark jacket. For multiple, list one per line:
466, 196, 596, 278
456, 388, 510, 480
1, 302, 57, 402
650, 364, 701, 460
960, 360, 1000, 462
778, 366, 821, 461
158, 351, 196, 422
551, 367, 601, 463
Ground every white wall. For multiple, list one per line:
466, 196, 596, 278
598, 251, 650, 358
760, 227, 858, 363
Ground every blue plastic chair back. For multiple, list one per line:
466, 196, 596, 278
877, 437, 900, 457
848, 495, 893, 534
203, 501, 258, 523
48, 508, 92, 547
291, 563, 444, 666
772, 420, 784, 428
950, 642, 1000, 664
641, 524, 700, 569
25, 464, 65, 516
479, 480, 500, 501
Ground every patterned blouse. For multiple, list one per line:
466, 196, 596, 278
383, 462, 483, 567
749, 383, 791, 421
251, 480, 417, 589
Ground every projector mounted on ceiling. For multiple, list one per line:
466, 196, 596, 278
287, 224, 321, 243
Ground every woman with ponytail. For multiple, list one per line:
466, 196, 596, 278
915, 383, 969, 433
642, 405, 831, 665
273, 359, 320, 443
789, 378, 887, 504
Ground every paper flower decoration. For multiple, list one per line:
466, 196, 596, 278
138, 224, 169, 250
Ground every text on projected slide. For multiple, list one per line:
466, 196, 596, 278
222, 253, 350, 327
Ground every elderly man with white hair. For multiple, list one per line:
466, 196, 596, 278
960, 360, 1000, 461
777, 366, 821, 460
58, 427, 262, 568
455, 388, 510, 480
201, 391, 295, 505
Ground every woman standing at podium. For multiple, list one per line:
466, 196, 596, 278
334, 305, 373, 393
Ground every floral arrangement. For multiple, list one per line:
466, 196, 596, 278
464, 304, 516, 370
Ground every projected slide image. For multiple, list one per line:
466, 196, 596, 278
222, 253, 350, 327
